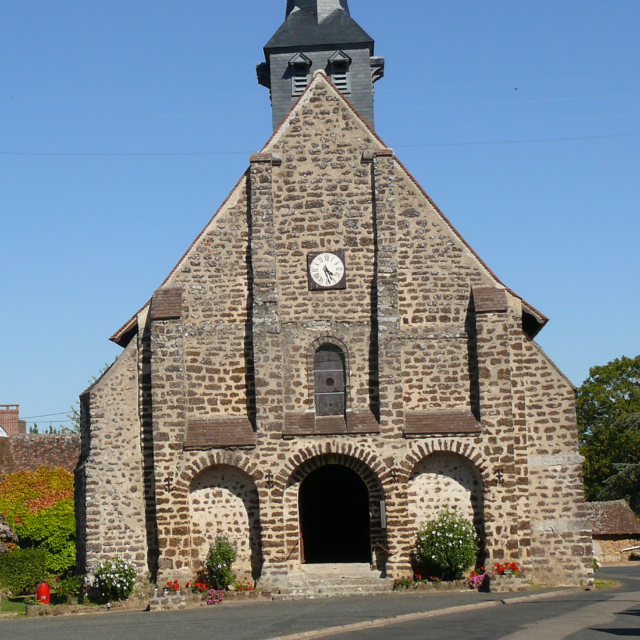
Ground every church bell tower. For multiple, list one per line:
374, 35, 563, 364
257, 0, 385, 130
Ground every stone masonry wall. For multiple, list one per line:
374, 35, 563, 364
593, 537, 640, 562
525, 340, 592, 586
162, 180, 254, 420
267, 86, 380, 422
76, 340, 149, 576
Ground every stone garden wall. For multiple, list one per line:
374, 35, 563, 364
0, 435, 80, 476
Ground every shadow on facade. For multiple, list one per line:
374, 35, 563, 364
244, 176, 257, 428
465, 298, 481, 422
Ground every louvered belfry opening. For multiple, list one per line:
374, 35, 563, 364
331, 62, 349, 93
292, 65, 310, 96
314, 344, 346, 417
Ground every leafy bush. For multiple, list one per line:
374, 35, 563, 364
206, 536, 237, 590
50, 573, 84, 602
0, 548, 47, 595
94, 557, 137, 602
415, 508, 479, 581
0, 468, 75, 573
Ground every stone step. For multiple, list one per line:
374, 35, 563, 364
274, 563, 392, 601
280, 580, 391, 592
286, 578, 387, 587
274, 584, 393, 601
300, 563, 373, 574
279, 586, 392, 596
286, 574, 384, 583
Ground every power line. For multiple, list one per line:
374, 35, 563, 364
0, 131, 638, 157
2, 72, 639, 100
396, 132, 640, 148
23, 419, 73, 424
0, 150, 251, 156
1, 90, 638, 119
380, 91, 640, 113
21, 411, 72, 419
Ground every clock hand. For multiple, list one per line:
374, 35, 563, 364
323, 265, 334, 279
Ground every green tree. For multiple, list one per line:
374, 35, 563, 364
597, 414, 640, 513
577, 355, 640, 509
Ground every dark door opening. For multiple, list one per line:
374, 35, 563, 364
299, 464, 371, 564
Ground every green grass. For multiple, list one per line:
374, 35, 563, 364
595, 579, 621, 590
0, 598, 26, 614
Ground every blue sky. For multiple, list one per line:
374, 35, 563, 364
1, 0, 639, 429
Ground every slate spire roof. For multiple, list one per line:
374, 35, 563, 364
266, 0, 373, 51
286, 0, 350, 21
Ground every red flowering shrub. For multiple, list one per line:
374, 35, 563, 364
493, 562, 523, 575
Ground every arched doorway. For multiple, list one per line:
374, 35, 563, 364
299, 465, 370, 563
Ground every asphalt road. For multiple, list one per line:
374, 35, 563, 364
1, 565, 638, 640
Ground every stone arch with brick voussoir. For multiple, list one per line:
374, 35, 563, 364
171, 451, 262, 581
281, 451, 389, 570
405, 442, 488, 569
188, 464, 263, 582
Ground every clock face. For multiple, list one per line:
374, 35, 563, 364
307, 251, 346, 290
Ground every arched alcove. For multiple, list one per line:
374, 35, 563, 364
408, 452, 484, 533
189, 464, 263, 580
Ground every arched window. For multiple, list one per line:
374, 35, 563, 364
314, 344, 346, 417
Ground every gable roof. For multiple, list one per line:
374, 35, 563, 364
110, 72, 548, 347
587, 500, 640, 536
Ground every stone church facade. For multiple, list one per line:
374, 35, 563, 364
76, 0, 592, 590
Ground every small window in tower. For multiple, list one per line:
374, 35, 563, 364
331, 62, 350, 94
314, 344, 346, 417
292, 65, 311, 96
328, 51, 352, 95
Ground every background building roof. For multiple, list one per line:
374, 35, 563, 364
586, 500, 640, 536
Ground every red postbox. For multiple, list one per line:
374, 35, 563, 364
36, 582, 50, 605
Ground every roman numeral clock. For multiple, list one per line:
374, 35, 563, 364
307, 251, 347, 290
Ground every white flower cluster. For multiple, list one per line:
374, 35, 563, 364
95, 557, 137, 601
